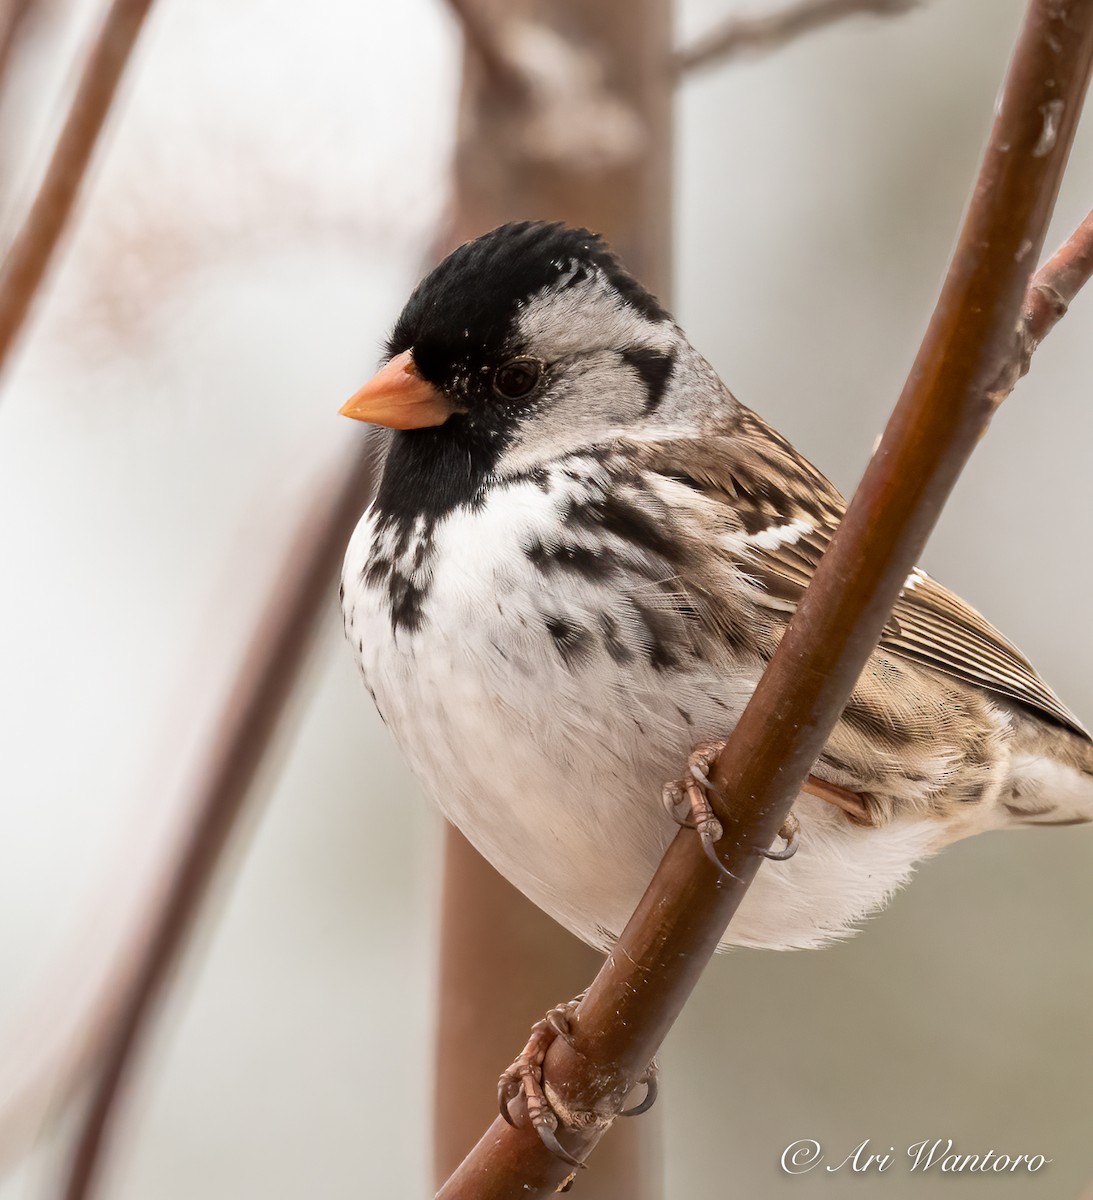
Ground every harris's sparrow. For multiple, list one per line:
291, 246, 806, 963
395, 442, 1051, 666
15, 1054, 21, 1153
340, 221, 1092, 954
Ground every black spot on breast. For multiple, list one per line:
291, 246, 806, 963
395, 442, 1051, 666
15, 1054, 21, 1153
526, 538, 613, 581
601, 493, 681, 560
621, 347, 676, 413
363, 525, 438, 636
388, 570, 426, 634
566, 490, 682, 564
544, 615, 593, 667
599, 612, 634, 664
631, 599, 680, 671
511, 466, 552, 492
362, 556, 391, 586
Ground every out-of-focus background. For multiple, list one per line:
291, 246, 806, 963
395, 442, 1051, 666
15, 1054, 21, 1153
0, 0, 1091, 1196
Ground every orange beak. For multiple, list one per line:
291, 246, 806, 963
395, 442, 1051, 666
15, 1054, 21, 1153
339, 350, 455, 429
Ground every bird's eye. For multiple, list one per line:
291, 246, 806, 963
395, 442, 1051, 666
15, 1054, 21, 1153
492, 358, 541, 400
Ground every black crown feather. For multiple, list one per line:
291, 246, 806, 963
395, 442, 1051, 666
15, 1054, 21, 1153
385, 222, 669, 378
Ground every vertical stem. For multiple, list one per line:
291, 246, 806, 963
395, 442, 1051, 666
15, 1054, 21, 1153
434, 0, 672, 1193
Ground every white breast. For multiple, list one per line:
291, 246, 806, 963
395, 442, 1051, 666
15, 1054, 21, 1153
342, 477, 941, 952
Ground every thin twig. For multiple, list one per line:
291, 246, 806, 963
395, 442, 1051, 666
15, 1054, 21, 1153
443, 0, 527, 97
59, 441, 376, 1200
0, 0, 155, 377
674, 0, 919, 76
0, 0, 37, 101
437, 0, 1093, 1192
1021, 207, 1093, 365
983, 207, 1093, 403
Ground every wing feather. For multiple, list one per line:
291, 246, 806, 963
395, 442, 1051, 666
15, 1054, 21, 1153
632, 411, 1088, 738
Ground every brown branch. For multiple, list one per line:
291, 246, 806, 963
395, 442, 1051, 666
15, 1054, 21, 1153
981, 207, 1093, 405
436, 0, 1093, 1193
443, 0, 528, 98
0, 0, 155, 377
1020, 207, 1093, 371
673, 0, 919, 76
59, 441, 376, 1200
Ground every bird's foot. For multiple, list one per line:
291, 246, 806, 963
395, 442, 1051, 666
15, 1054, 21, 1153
498, 999, 661, 1167
498, 997, 585, 1167
663, 741, 801, 870
662, 741, 736, 879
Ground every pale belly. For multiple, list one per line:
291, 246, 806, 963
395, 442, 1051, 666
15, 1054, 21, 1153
342, 489, 941, 952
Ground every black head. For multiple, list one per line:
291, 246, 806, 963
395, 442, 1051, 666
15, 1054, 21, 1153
387, 221, 668, 405
355, 222, 675, 522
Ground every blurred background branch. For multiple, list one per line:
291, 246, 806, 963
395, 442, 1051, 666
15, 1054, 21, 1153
0, 0, 155, 375
0, 0, 37, 102
673, 0, 919, 75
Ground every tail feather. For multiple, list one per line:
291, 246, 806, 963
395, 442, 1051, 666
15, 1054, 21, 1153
1003, 717, 1093, 827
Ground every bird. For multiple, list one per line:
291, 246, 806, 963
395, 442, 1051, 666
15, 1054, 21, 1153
339, 219, 1092, 958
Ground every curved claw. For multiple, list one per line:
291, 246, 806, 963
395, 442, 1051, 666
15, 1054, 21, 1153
621, 1069, 658, 1117
689, 762, 726, 803
698, 828, 740, 881
534, 1116, 585, 1169
545, 1010, 575, 1044
755, 814, 801, 862
498, 1079, 519, 1127
756, 824, 800, 861
683, 763, 739, 881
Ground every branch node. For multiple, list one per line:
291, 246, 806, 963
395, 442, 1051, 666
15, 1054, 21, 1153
486, 20, 646, 174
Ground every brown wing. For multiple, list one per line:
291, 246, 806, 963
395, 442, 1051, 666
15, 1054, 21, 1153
634, 409, 1089, 739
